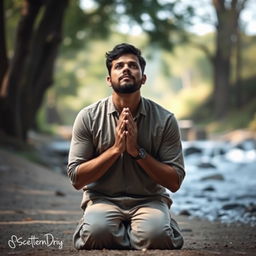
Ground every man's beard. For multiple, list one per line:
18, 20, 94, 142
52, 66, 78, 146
111, 82, 142, 94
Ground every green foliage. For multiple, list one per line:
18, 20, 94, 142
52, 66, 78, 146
61, 0, 116, 50
4, 0, 22, 53
62, 0, 88, 49
249, 113, 256, 131
5, 0, 253, 134
240, 35, 256, 79
61, 0, 194, 53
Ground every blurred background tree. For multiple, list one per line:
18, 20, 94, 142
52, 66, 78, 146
193, 0, 249, 118
0, 0, 68, 140
184, 0, 256, 125
1, 0, 255, 142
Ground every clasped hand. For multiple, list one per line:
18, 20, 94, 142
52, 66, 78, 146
113, 108, 138, 157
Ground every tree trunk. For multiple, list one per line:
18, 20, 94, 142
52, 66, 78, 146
234, 24, 243, 108
212, 19, 232, 118
21, 0, 68, 139
212, 0, 247, 118
0, 0, 43, 139
0, 0, 68, 141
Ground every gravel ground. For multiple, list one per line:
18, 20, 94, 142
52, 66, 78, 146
0, 149, 256, 256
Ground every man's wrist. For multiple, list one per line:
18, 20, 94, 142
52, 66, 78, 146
129, 148, 139, 158
131, 148, 147, 160
110, 146, 122, 157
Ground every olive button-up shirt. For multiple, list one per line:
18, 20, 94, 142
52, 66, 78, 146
68, 96, 185, 209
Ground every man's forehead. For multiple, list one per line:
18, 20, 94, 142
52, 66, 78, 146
112, 54, 139, 63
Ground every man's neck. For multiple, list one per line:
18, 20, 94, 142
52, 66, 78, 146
112, 91, 141, 116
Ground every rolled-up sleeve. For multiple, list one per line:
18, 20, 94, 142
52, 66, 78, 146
67, 109, 94, 186
158, 115, 185, 186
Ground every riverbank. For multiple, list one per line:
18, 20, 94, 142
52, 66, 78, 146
0, 148, 256, 256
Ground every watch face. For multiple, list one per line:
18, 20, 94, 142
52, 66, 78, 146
139, 148, 146, 159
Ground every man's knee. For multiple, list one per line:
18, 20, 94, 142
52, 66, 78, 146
130, 226, 183, 250
74, 220, 115, 249
85, 221, 111, 237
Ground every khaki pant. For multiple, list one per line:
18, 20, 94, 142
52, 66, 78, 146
73, 198, 184, 250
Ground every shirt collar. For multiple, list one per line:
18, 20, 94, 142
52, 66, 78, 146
107, 96, 118, 115
107, 95, 147, 117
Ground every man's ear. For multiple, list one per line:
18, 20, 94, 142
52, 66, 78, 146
142, 74, 147, 84
106, 76, 112, 87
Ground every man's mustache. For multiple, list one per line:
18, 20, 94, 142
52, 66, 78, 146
119, 74, 134, 81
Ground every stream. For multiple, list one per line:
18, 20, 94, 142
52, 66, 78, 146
171, 140, 256, 226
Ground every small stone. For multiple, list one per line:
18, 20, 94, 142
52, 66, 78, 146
179, 209, 191, 216
201, 174, 224, 181
198, 162, 216, 169
142, 248, 147, 252
222, 203, 245, 210
203, 185, 215, 192
55, 190, 65, 197
181, 228, 193, 232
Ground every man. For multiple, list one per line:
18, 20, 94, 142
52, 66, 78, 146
67, 43, 185, 250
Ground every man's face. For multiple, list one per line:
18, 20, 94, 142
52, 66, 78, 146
107, 54, 146, 94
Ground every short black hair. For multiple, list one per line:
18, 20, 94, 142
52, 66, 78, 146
105, 43, 146, 74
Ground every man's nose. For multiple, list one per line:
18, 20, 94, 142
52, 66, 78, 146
123, 64, 131, 73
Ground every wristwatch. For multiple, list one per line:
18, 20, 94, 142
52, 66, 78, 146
131, 148, 147, 160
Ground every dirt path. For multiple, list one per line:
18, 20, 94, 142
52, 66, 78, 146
0, 149, 255, 256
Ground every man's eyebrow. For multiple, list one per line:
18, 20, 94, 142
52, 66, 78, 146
114, 60, 138, 64
114, 61, 124, 64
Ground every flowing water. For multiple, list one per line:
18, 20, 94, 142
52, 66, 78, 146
171, 140, 256, 226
